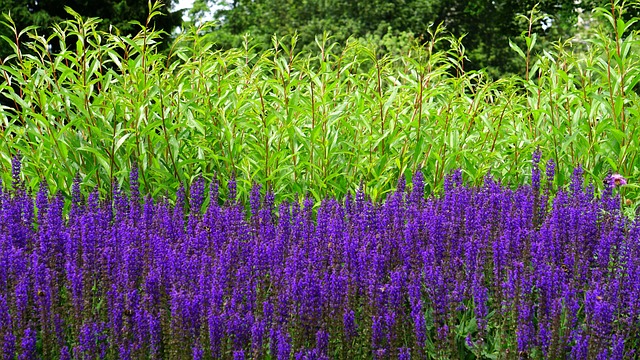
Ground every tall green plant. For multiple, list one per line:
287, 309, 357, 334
0, 1, 639, 204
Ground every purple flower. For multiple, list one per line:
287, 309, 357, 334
396, 174, 406, 194
1, 164, 639, 359
208, 312, 223, 358
611, 334, 625, 360
570, 330, 589, 359
130, 163, 140, 206
250, 183, 262, 218
59, 347, 71, 360
18, 328, 36, 360
472, 272, 488, 332
233, 350, 245, 360
316, 329, 329, 357
250, 320, 265, 355
189, 175, 206, 215
532, 147, 542, 192
608, 173, 627, 188
398, 347, 411, 360
148, 313, 161, 358
570, 165, 584, 195
78, 323, 97, 358
2, 332, 15, 360
209, 176, 219, 206
546, 159, 555, 185
374, 348, 386, 359
192, 345, 204, 360
11, 153, 22, 190
228, 176, 237, 203
276, 328, 291, 360
0, 296, 10, 333
343, 309, 357, 340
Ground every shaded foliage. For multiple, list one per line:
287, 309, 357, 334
0, 0, 184, 57
195, 0, 596, 77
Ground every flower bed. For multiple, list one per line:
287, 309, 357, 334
0, 155, 637, 359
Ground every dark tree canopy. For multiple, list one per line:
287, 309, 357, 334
0, 0, 184, 57
190, 0, 613, 77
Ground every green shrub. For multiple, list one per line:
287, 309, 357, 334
0, 1, 638, 204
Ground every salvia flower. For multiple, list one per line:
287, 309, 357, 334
531, 147, 542, 192
0, 164, 635, 358
11, 153, 22, 190
233, 350, 245, 360
19, 328, 36, 360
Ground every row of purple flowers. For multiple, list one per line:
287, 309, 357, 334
0, 153, 637, 359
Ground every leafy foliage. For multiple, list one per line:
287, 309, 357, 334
0, 2, 639, 205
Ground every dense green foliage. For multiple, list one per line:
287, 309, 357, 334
0, 1, 639, 205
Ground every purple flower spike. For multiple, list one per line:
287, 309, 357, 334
11, 153, 22, 189
277, 328, 291, 360
532, 147, 542, 191
59, 347, 71, 360
343, 309, 357, 340
546, 159, 555, 184
228, 176, 237, 203
233, 350, 245, 360
398, 347, 411, 360
19, 328, 36, 360
192, 345, 204, 360
130, 163, 140, 202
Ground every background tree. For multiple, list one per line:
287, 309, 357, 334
192, 0, 606, 77
0, 0, 184, 58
